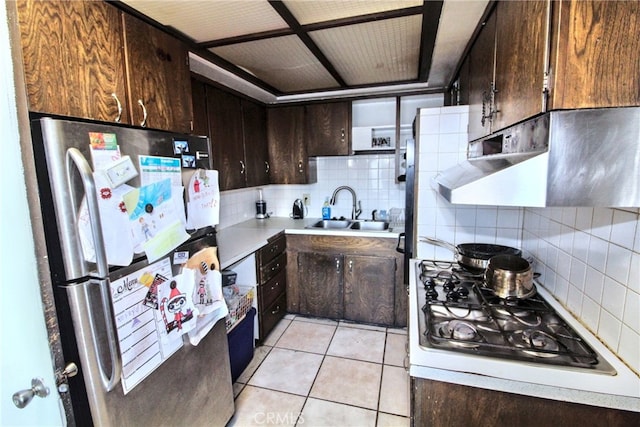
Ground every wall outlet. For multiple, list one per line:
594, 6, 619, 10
303, 193, 310, 206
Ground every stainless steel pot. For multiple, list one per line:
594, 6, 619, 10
419, 237, 522, 272
484, 255, 535, 299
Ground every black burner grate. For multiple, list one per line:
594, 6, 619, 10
417, 260, 602, 369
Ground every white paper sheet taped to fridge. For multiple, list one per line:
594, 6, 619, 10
186, 169, 220, 229
78, 171, 135, 266
123, 178, 190, 262
110, 257, 183, 394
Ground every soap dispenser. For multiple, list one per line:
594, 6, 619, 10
322, 197, 331, 220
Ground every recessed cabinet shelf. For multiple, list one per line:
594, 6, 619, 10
352, 126, 396, 152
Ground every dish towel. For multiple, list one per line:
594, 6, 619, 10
184, 247, 228, 346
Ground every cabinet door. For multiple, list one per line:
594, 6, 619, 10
206, 86, 245, 190
17, 0, 128, 122
122, 13, 192, 133
468, 11, 497, 141
343, 255, 395, 325
297, 252, 343, 319
242, 99, 270, 187
190, 78, 209, 136
492, 0, 548, 132
305, 102, 351, 156
267, 106, 314, 184
551, 0, 640, 109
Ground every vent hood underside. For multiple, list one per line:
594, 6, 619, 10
433, 107, 640, 207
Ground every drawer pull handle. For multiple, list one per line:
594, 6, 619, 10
270, 245, 279, 253
111, 93, 122, 123
271, 263, 280, 271
137, 99, 147, 127
270, 282, 280, 291
271, 305, 280, 315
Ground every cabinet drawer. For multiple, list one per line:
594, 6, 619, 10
260, 268, 286, 309
260, 292, 287, 341
258, 234, 286, 266
259, 252, 286, 284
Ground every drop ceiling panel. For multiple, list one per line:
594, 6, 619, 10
282, 0, 423, 25
121, 0, 287, 42
428, 0, 489, 88
211, 36, 340, 93
310, 16, 422, 86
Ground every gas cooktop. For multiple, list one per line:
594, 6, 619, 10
415, 260, 616, 375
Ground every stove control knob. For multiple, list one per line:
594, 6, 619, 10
455, 287, 470, 297
443, 280, 455, 291
446, 290, 460, 302
425, 288, 438, 300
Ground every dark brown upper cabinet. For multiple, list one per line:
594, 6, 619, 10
191, 80, 270, 190
204, 85, 245, 191
122, 13, 193, 134
468, 10, 498, 141
241, 99, 270, 188
465, 0, 639, 141
16, 0, 193, 134
305, 101, 351, 156
267, 106, 317, 185
16, 0, 129, 123
548, 0, 640, 110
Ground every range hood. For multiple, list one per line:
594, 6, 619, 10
433, 107, 640, 207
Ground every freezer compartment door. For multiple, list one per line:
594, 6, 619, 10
69, 275, 233, 426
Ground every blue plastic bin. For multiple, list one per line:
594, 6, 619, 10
227, 307, 256, 383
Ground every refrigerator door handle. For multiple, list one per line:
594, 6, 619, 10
396, 232, 406, 254
66, 148, 122, 391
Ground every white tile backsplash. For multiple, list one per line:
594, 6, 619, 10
415, 106, 524, 261
523, 207, 640, 375
217, 153, 405, 229
217, 105, 640, 377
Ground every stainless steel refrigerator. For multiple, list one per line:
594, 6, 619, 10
29, 115, 234, 425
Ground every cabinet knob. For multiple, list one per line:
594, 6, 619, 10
335, 258, 341, 273
111, 93, 122, 123
340, 128, 345, 142
298, 160, 304, 173
137, 99, 148, 127
348, 259, 353, 273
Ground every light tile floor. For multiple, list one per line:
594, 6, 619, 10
228, 315, 410, 427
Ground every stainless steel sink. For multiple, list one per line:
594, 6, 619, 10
309, 219, 352, 229
350, 221, 390, 231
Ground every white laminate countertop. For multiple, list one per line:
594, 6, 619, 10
216, 217, 402, 269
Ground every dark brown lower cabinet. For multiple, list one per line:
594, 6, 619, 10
287, 235, 404, 327
411, 377, 640, 427
297, 252, 343, 319
256, 234, 287, 341
343, 254, 395, 325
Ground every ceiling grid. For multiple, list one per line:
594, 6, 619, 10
120, 0, 489, 98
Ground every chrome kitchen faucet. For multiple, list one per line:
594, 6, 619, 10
330, 186, 362, 220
